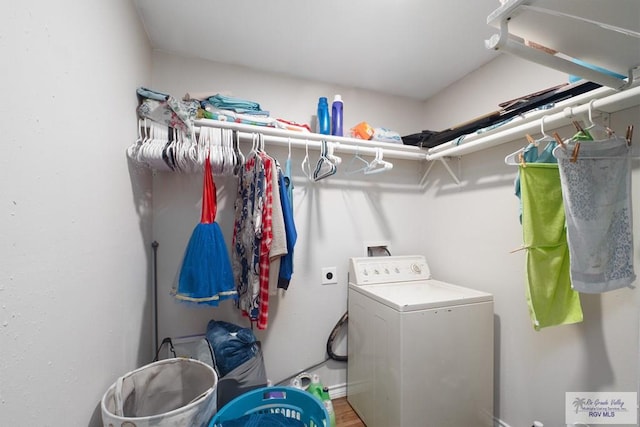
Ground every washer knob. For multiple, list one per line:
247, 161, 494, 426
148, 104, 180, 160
411, 263, 422, 273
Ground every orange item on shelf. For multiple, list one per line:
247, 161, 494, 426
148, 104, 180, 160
351, 121, 374, 140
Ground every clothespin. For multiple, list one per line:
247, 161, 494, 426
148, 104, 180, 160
626, 125, 634, 146
572, 120, 595, 141
553, 132, 566, 148
518, 152, 526, 168
572, 120, 584, 133
570, 142, 581, 163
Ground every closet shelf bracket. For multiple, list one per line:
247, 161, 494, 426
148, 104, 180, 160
421, 158, 461, 186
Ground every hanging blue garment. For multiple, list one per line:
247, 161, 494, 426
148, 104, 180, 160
174, 156, 236, 306
278, 168, 297, 290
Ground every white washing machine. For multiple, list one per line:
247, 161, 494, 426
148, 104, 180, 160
347, 255, 494, 427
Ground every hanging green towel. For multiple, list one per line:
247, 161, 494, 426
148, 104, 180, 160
520, 163, 583, 330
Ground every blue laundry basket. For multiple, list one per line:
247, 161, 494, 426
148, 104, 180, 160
208, 386, 328, 427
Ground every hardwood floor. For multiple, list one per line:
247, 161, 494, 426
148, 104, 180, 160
333, 397, 366, 427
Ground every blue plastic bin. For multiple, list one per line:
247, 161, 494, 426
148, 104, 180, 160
208, 386, 329, 427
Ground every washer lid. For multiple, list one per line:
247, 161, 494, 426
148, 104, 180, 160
351, 279, 493, 312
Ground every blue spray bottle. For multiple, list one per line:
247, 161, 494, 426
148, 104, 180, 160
331, 95, 343, 136
317, 97, 330, 135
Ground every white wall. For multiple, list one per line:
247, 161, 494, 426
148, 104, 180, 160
150, 51, 429, 389
3, 4, 637, 425
0, 1, 152, 426
421, 54, 640, 426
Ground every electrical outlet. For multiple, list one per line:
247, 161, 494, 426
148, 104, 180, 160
321, 267, 338, 285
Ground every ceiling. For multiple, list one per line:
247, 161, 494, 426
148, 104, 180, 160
133, 0, 502, 101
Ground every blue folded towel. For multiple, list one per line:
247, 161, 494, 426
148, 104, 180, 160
206, 94, 269, 115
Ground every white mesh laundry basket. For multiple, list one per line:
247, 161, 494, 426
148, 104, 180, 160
101, 358, 218, 427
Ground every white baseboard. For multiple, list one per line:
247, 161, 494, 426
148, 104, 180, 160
493, 417, 513, 427
327, 382, 347, 399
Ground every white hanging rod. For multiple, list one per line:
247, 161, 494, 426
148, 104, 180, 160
427, 83, 618, 156
426, 83, 640, 161
193, 118, 428, 162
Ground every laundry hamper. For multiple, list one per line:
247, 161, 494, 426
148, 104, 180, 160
208, 386, 328, 427
101, 358, 218, 427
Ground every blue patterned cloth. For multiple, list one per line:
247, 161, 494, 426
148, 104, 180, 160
553, 135, 636, 293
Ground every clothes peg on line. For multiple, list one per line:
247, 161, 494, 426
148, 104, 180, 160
570, 142, 581, 163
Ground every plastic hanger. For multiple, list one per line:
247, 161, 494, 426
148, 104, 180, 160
364, 148, 393, 174
301, 139, 313, 181
504, 134, 537, 166
148, 123, 173, 171
326, 142, 342, 167
127, 119, 145, 160
345, 146, 370, 174
232, 130, 244, 175
174, 129, 190, 173
218, 128, 234, 176
313, 140, 337, 181
583, 99, 614, 140
136, 119, 151, 165
505, 114, 560, 166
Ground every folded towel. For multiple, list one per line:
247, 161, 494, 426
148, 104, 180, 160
520, 163, 583, 329
553, 136, 635, 293
206, 94, 269, 115
137, 86, 169, 101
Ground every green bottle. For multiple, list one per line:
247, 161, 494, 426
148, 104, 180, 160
321, 386, 336, 427
306, 374, 324, 401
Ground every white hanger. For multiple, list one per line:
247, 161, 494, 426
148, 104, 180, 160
505, 116, 555, 166
326, 142, 342, 166
301, 139, 313, 181
210, 127, 226, 176
364, 148, 393, 174
146, 122, 173, 171
582, 99, 613, 140
136, 119, 151, 165
504, 134, 537, 166
345, 146, 370, 175
127, 119, 145, 160
174, 128, 188, 173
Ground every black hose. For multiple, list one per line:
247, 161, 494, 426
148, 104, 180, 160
326, 312, 348, 362
274, 312, 348, 386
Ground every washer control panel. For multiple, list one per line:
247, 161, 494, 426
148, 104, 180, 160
349, 255, 431, 285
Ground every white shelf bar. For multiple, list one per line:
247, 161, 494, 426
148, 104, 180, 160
485, 25, 632, 90
486, 0, 638, 90
193, 118, 428, 162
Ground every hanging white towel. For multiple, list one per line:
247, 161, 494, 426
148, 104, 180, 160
553, 135, 635, 293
